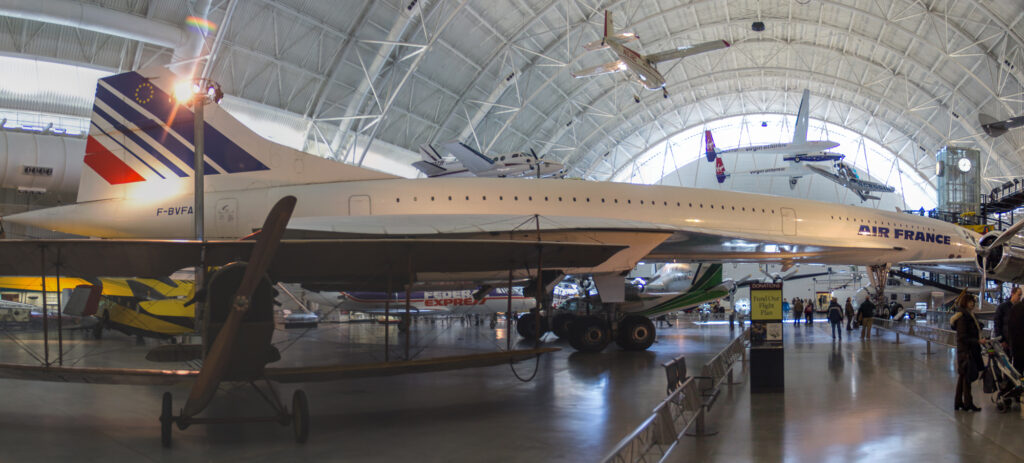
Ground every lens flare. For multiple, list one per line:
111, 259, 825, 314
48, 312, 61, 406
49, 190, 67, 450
185, 16, 218, 34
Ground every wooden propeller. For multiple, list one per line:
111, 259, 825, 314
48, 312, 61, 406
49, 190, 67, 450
182, 196, 296, 418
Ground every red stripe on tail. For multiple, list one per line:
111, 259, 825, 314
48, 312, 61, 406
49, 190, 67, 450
84, 136, 146, 185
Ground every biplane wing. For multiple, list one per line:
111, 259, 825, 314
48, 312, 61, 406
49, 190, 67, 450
0, 347, 559, 385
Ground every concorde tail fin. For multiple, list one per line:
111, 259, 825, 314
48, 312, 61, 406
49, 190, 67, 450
80, 66, 396, 202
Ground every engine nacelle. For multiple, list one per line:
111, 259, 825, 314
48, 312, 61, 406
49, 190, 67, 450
978, 232, 1024, 283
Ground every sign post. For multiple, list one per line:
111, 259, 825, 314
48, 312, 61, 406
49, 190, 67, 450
749, 282, 784, 392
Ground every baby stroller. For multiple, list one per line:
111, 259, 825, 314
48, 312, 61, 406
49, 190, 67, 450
985, 340, 1024, 413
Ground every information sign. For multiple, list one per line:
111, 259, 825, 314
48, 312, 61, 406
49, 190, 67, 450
749, 282, 783, 321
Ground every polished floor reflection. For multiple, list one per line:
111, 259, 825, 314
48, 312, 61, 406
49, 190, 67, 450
670, 321, 1024, 462
0, 318, 740, 462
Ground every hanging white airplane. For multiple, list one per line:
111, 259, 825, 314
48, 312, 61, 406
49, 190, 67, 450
3, 65, 995, 352
704, 89, 840, 162
804, 162, 896, 201
714, 157, 895, 202
412, 141, 564, 178
571, 10, 730, 102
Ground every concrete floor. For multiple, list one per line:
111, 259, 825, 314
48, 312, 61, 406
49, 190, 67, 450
0, 318, 737, 462
2, 318, 1021, 462
671, 321, 1024, 462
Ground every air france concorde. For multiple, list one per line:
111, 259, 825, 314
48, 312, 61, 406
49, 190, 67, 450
5, 66, 981, 284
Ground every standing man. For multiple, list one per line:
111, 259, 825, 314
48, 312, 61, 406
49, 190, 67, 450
828, 298, 844, 340
858, 294, 876, 340
1004, 295, 1024, 373
994, 287, 1021, 344
792, 298, 803, 325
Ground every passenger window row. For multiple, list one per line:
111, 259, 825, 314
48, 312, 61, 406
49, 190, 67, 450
393, 195, 777, 214
829, 215, 935, 232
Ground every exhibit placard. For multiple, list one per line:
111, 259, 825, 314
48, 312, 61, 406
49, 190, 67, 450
749, 283, 783, 321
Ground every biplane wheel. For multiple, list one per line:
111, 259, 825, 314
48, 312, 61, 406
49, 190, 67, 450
292, 389, 310, 443
160, 392, 173, 448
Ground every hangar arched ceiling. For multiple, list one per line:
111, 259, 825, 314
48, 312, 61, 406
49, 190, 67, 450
0, 0, 1021, 191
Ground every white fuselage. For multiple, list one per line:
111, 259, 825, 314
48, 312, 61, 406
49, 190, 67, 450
280, 286, 534, 315
717, 140, 839, 157
608, 41, 665, 90
9, 177, 979, 272
476, 160, 563, 178
337, 290, 535, 315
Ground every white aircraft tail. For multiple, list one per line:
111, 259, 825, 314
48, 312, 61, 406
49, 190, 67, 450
441, 141, 494, 174
81, 66, 395, 202
792, 89, 810, 144
418, 144, 444, 163
582, 10, 638, 51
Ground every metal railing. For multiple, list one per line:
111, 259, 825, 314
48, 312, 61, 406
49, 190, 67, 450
674, 312, 750, 324
698, 328, 750, 394
871, 317, 991, 351
602, 328, 749, 463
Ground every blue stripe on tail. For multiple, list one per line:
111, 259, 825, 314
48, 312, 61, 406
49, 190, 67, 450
99, 72, 269, 175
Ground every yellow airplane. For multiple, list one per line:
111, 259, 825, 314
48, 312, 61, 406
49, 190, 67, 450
0, 277, 195, 340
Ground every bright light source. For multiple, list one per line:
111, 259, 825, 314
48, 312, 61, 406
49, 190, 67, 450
617, 62, 628, 71
173, 81, 193, 102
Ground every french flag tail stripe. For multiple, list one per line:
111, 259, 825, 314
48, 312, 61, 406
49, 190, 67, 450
95, 84, 210, 177
84, 136, 146, 185
90, 112, 169, 180
100, 72, 269, 174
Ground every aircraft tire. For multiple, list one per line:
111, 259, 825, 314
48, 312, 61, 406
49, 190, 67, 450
160, 392, 173, 448
569, 316, 610, 352
516, 312, 548, 339
616, 315, 656, 351
292, 389, 310, 443
551, 313, 576, 339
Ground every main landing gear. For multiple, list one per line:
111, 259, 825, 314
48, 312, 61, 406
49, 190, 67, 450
159, 382, 310, 448
662, 87, 669, 99
516, 310, 549, 339
518, 311, 657, 353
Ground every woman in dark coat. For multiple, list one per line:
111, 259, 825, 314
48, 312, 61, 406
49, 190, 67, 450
950, 292, 984, 411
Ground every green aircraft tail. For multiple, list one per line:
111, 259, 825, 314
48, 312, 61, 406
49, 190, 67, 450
636, 263, 729, 317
